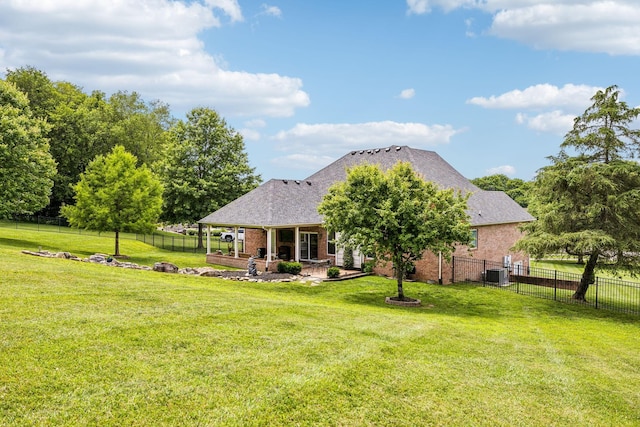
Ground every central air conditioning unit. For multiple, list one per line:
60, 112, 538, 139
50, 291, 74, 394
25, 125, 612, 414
485, 268, 508, 285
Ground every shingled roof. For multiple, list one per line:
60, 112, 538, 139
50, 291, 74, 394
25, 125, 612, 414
199, 145, 534, 227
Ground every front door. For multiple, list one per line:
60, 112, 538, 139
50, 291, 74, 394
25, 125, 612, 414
300, 232, 318, 260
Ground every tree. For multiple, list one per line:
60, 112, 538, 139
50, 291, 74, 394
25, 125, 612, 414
516, 85, 640, 301
105, 91, 173, 167
318, 161, 471, 301
0, 80, 56, 217
470, 174, 532, 208
157, 107, 261, 247
5, 66, 61, 119
61, 146, 163, 256
7, 67, 172, 215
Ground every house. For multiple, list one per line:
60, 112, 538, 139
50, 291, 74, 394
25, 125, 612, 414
199, 145, 534, 283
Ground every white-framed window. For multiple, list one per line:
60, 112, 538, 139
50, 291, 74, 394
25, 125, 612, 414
470, 229, 478, 249
327, 231, 336, 255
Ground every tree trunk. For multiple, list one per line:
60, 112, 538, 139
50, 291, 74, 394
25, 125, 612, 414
395, 260, 405, 300
114, 230, 120, 257
573, 250, 598, 301
197, 223, 204, 249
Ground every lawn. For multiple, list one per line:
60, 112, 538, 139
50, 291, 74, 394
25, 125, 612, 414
1, 228, 639, 426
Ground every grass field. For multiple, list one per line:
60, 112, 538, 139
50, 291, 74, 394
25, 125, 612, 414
1, 228, 639, 426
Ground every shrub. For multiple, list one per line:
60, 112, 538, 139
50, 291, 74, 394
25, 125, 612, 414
343, 245, 354, 270
327, 266, 340, 278
187, 230, 196, 236
362, 260, 375, 273
277, 261, 302, 275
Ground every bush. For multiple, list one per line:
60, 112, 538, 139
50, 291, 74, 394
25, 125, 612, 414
327, 266, 340, 279
187, 230, 196, 236
362, 260, 375, 273
277, 261, 302, 275
343, 245, 354, 270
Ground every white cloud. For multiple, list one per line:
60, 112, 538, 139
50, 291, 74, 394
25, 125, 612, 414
244, 118, 267, 128
467, 84, 602, 110
260, 4, 282, 18
238, 128, 261, 141
406, 0, 430, 15
272, 121, 464, 157
407, 1, 640, 56
516, 111, 576, 135
204, 0, 244, 22
486, 165, 517, 176
398, 88, 416, 99
490, 2, 640, 55
0, 0, 309, 117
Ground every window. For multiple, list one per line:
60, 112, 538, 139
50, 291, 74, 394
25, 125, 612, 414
327, 231, 336, 255
469, 229, 478, 249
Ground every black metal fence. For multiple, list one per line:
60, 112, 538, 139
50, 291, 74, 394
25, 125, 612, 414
1, 215, 243, 254
452, 256, 640, 316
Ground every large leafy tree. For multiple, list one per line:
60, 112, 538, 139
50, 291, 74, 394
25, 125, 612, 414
6, 67, 172, 215
105, 91, 173, 166
470, 174, 532, 208
157, 107, 261, 247
0, 80, 56, 217
318, 161, 471, 302
516, 85, 640, 301
62, 146, 163, 256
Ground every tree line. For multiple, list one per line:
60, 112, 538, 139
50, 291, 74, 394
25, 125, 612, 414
1, 66, 261, 254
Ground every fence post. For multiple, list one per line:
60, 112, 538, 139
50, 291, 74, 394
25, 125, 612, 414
595, 277, 599, 309
483, 260, 486, 286
451, 256, 455, 283
554, 270, 557, 301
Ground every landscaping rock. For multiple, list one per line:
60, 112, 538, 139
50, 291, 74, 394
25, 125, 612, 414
153, 261, 179, 273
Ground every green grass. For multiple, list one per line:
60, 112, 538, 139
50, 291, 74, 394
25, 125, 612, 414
1, 229, 639, 426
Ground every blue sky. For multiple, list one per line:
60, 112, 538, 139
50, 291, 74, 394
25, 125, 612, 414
1, 0, 639, 182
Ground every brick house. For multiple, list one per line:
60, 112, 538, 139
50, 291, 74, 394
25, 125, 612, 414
199, 145, 534, 283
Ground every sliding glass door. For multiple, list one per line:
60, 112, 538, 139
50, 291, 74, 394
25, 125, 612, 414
299, 232, 318, 260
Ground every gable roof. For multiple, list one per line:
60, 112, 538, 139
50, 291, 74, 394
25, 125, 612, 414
199, 145, 534, 227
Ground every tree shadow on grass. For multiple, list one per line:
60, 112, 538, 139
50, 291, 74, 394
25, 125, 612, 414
0, 237, 95, 257
340, 280, 638, 323
0, 237, 43, 250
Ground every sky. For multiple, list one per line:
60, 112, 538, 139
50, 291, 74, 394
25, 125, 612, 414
1, 0, 639, 182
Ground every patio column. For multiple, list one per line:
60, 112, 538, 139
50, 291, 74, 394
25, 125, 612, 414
295, 226, 300, 262
234, 226, 239, 258
266, 227, 273, 270
206, 225, 211, 254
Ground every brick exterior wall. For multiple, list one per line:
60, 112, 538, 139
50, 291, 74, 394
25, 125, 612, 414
209, 222, 528, 283
372, 222, 529, 284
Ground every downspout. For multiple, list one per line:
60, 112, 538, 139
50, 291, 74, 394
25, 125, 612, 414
438, 251, 443, 285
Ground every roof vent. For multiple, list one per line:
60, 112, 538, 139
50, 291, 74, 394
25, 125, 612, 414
306, 181, 312, 185
385, 147, 391, 152
351, 151, 356, 155
359, 150, 364, 154
375, 148, 380, 153
295, 180, 300, 185
282, 180, 288, 184
396, 146, 401, 151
